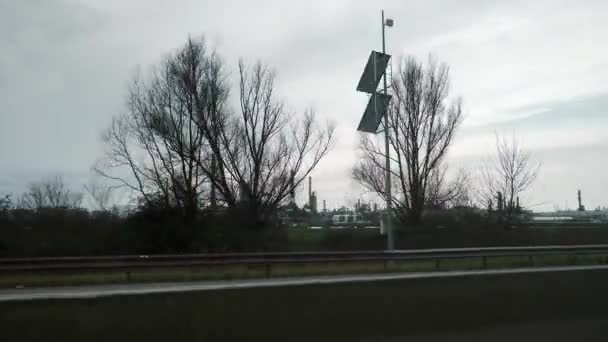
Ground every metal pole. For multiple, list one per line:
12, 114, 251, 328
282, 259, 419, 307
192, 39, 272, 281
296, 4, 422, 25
382, 10, 394, 250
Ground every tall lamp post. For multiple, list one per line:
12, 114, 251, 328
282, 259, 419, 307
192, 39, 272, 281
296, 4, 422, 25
382, 10, 394, 250
355, 10, 394, 250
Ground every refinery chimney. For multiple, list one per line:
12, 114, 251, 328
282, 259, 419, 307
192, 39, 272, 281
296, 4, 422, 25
308, 177, 312, 199
578, 189, 585, 211
308, 177, 317, 213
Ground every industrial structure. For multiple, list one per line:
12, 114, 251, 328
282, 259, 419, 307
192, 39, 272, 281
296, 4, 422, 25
578, 189, 585, 212
308, 177, 318, 213
533, 190, 608, 223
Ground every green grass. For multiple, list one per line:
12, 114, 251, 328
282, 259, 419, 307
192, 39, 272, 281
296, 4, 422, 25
2, 255, 607, 289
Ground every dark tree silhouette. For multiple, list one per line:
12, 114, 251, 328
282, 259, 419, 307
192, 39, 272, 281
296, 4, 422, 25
197, 61, 335, 227
98, 37, 334, 232
426, 167, 470, 209
19, 175, 83, 209
96, 37, 224, 221
479, 133, 540, 220
84, 178, 120, 211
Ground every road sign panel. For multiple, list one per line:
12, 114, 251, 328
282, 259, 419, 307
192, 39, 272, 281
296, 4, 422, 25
357, 92, 391, 133
356, 51, 391, 94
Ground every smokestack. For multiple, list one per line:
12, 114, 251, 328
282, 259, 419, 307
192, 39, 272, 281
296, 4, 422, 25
308, 177, 317, 213
578, 189, 585, 211
310, 191, 317, 213
323, 200, 326, 212
308, 177, 312, 199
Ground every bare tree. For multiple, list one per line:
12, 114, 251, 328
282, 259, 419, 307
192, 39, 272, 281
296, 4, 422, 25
197, 61, 335, 226
19, 176, 83, 209
84, 178, 119, 211
353, 56, 463, 225
96, 37, 225, 220
426, 167, 470, 209
98, 37, 334, 231
448, 170, 476, 208
479, 133, 540, 219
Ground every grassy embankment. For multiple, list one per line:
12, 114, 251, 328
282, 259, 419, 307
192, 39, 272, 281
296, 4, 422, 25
2, 253, 607, 288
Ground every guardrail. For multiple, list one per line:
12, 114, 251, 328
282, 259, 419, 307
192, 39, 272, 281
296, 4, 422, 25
2, 244, 608, 275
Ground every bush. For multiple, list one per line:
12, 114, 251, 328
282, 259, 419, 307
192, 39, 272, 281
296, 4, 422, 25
1, 206, 608, 257
206, 207, 288, 252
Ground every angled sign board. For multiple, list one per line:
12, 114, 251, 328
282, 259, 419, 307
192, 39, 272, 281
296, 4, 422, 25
357, 92, 391, 133
356, 51, 391, 93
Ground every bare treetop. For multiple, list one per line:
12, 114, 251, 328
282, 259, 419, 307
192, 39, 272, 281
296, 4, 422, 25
96, 37, 225, 220
199, 61, 335, 221
97, 37, 335, 227
354, 55, 463, 225
19, 176, 83, 209
479, 133, 541, 217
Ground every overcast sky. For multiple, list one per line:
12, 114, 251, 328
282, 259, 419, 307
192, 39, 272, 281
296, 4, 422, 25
1, 0, 607, 211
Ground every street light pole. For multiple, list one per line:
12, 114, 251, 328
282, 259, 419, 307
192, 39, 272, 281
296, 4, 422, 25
381, 10, 394, 251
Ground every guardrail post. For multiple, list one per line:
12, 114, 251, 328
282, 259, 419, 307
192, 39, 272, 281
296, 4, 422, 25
435, 259, 440, 271
265, 263, 271, 278
482, 256, 487, 269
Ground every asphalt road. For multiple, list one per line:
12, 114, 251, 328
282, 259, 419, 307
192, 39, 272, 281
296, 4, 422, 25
379, 317, 608, 342
2, 264, 608, 302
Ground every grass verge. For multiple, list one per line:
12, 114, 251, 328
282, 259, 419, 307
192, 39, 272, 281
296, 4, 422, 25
2, 254, 607, 289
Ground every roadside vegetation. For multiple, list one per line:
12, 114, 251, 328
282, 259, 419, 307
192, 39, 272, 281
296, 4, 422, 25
0, 37, 552, 262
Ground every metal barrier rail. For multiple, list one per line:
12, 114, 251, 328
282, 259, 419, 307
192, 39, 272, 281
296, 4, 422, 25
2, 245, 608, 273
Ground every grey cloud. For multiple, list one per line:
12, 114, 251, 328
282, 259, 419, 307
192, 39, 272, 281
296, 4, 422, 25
1, 0, 608, 209
460, 93, 608, 136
